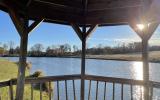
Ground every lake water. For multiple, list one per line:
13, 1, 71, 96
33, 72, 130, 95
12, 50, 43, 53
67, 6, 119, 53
2, 57, 160, 100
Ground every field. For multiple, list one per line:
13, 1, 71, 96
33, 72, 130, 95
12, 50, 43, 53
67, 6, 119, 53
87, 51, 160, 62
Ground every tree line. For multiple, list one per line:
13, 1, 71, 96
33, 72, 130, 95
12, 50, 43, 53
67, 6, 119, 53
0, 41, 160, 57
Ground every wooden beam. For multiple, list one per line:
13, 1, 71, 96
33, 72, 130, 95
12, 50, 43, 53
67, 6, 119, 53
8, 8, 27, 36
86, 24, 98, 39
34, 0, 82, 8
71, 23, 83, 41
88, 0, 142, 11
27, 19, 44, 34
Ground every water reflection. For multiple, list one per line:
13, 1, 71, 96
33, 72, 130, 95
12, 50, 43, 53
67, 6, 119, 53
132, 62, 144, 100
132, 62, 143, 80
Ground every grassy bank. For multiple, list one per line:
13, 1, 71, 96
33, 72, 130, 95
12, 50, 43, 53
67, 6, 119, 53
86, 51, 160, 63
0, 59, 49, 100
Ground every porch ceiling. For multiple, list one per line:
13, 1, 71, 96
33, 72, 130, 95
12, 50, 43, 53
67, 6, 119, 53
0, 0, 157, 26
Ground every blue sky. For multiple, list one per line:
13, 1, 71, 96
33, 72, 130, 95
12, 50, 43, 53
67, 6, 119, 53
0, 11, 160, 50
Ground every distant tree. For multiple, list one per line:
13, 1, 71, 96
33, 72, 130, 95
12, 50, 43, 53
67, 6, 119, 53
30, 43, 44, 56
73, 45, 78, 52
8, 41, 15, 54
3, 43, 8, 51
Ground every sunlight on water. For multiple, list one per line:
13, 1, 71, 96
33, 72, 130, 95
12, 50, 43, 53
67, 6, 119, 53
132, 62, 144, 100
132, 62, 143, 80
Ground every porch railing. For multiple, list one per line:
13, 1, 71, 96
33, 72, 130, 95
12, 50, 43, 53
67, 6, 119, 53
0, 74, 160, 100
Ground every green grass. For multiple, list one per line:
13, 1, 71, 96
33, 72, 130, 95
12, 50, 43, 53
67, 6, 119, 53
0, 58, 49, 100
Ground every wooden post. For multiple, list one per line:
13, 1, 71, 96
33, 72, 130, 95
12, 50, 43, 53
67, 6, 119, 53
16, 29, 28, 100
81, 26, 86, 100
142, 36, 150, 100
130, 22, 159, 100
71, 23, 97, 100
8, 7, 43, 99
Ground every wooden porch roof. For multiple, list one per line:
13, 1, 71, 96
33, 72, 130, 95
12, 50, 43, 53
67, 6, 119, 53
0, 0, 158, 26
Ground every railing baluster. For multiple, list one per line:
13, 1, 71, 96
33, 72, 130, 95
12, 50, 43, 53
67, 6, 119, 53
9, 81, 14, 100
88, 80, 91, 100
113, 82, 115, 100
31, 84, 33, 100
65, 80, 68, 100
121, 84, 123, 100
130, 84, 133, 100
0, 89, 1, 100
57, 81, 60, 100
140, 86, 142, 100
96, 81, 99, 100
40, 83, 42, 100
72, 80, 76, 100
150, 86, 153, 100
49, 81, 52, 100
104, 82, 107, 100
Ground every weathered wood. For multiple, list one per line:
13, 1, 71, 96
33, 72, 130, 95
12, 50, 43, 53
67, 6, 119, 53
8, 8, 27, 36
31, 84, 33, 100
113, 83, 115, 100
86, 24, 98, 39
71, 24, 82, 41
88, 0, 142, 11
9, 81, 14, 100
40, 83, 42, 100
49, 81, 52, 100
65, 80, 68, 100
121, 84, 123, 100
103, 82, 106, 100
130, 85, 133, 100
88, 80, 91, 100
81, 26, 86, 100
57, 81, 60, 100
72, 80, 76, 100
130, 21, 159, 100
16, 29, 28, 100
95, 81, 99, 100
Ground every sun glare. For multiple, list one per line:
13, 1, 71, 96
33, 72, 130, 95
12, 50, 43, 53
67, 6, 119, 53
136, 24, 145, 31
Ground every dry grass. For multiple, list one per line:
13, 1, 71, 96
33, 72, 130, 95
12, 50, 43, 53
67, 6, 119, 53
87, 51, 160, 62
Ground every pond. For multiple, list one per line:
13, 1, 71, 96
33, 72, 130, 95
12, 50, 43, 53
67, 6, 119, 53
3, 57, 160, 100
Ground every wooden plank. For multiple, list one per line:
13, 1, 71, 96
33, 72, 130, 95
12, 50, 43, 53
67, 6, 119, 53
25, 74, 81, 83
88, 0, 142, 11
34, 0, 82, 8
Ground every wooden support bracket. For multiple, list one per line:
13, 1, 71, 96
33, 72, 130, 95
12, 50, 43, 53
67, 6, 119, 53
27, 19, 44, 34
129, 22, 159, 40
71, 23, 98, 41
